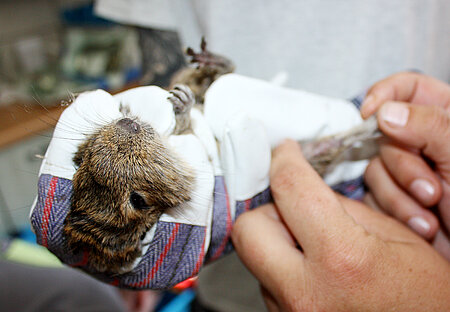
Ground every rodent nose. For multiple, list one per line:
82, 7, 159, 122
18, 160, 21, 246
116, 118, 141, 133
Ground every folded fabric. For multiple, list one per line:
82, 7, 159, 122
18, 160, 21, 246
30, 74, 367, 289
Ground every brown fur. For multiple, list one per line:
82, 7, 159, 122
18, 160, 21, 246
170, 38, 234, 104
62, 40, 229, 274
64, 117, 194, 273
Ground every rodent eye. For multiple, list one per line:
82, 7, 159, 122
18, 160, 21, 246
130, 192, 149, 210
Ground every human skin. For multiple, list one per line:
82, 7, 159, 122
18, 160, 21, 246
232, 140, 450, 312
361, 72, 450, 260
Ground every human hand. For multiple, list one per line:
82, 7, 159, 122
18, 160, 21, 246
231, 140, 450, 311
361, 72, 450, 259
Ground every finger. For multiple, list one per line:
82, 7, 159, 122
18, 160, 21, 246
363, 192, 383, 213
379, 144, 442, 206
432, 229, 450, 262
260, 285, 281, 312
438, 180, 450, 238
361, 72, 450, 118
270, 140, 362, 255
337, 194, 425, 243
364, 157, 439, 239
377, 102, 450, 183
231, 204, 304, 299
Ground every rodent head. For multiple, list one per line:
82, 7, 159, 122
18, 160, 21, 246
63, 117, 194, 273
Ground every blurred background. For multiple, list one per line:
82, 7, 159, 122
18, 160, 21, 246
0, 0, 187, 239
0, 2, 191, 310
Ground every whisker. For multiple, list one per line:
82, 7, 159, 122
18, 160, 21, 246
30, 85, 43, 105
47, 136, 87, 141
8, 204, 35, 212
11, 168, 40, 177
12, 104, 88, 137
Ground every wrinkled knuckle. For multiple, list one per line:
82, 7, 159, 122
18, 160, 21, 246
322, 250, 363, 277
424, 108, 450, 159
321, 234, 379, 286
425, 106, 450, 136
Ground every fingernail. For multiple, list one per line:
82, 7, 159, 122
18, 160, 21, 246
409, 179, 435, 203
407, 216, 431, 237
379, 102, 409, 127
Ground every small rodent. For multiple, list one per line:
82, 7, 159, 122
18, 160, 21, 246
169, 37, 235, 104
63, 40, 232, 274
63, 85, 197, 273
62, 40, 379, 274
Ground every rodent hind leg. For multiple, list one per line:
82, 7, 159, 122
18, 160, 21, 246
186, 37, 234, 72
301, 116, 381, 176
169, 84, 195, 134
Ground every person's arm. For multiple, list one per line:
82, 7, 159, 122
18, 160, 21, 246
232, 140, 450, 311
361, 72, 450, 259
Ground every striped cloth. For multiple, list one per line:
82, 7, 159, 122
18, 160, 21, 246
30, 94, 366, 290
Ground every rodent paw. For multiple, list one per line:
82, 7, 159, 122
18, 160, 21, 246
168, 84, 195, 114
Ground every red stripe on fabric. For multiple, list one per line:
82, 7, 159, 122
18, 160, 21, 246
211, 185, 232, 260
41, 176, 58, 247
131, 223, 180, 288
110, 279, 120, 287
244, 198, 251, 211
191, 227, 207, 276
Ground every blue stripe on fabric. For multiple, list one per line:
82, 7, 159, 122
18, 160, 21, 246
204, 176, 228, 262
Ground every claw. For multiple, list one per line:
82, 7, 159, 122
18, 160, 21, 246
168, 84, 195, 114
185, 38, 233, 70
168, 84, 195, 134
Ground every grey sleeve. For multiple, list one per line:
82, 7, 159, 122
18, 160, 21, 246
0, 260, 126, 312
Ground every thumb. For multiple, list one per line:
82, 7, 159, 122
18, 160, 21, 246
377, 101, 450, 183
